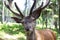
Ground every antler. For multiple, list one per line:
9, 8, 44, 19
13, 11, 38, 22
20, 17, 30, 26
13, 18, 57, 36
29, 0, 50, 21
29, 0, 36, 15
8, 0, 13, 6
4, 1, 24, 18
14, 2, 24, 18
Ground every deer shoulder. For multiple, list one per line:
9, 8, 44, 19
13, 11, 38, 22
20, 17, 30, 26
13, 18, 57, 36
35, 29, 56, 40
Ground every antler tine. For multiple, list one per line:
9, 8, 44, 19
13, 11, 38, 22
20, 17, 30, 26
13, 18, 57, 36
8, 0, 13, 6
4, 1, 21, 17
29, 0, 36, 16
14, 2, 24, 18
41, 0, 50, 9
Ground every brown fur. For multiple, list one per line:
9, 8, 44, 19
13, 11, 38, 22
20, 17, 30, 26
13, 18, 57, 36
35, 29, 56, 40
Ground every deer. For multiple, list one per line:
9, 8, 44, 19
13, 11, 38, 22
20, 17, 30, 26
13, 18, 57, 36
4, 0, 56, 40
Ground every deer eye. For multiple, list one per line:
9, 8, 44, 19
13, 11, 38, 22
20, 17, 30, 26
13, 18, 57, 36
23, 21, 27, 24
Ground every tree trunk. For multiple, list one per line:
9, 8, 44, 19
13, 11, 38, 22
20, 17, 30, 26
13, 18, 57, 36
58, 0, 60, 31
2, 0, 5, 23
54, 20, 57, 29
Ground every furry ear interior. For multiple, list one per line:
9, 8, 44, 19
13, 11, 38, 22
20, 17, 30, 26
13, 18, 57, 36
11, 17, 23, 23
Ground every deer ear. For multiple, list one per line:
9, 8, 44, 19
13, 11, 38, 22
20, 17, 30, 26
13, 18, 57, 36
11, 17, 23, 23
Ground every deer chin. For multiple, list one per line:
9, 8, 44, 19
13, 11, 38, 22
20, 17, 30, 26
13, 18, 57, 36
25, 29, 33, 35
26, 31, 33, 36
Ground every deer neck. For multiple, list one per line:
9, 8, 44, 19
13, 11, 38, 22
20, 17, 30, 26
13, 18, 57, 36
26, 29, 36, 40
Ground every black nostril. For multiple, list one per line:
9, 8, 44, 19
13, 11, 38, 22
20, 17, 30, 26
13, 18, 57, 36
25, 28, 29, 31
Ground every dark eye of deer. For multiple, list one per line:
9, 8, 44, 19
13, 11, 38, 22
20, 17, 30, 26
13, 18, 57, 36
24, 21, 28, 24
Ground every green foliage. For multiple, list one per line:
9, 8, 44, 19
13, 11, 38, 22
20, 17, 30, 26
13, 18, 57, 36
0, 23, 25, 34
0, 0, 3, 10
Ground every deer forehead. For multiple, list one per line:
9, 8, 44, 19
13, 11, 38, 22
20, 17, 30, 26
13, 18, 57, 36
22, 18, 35, 25
22, 17, 31, 23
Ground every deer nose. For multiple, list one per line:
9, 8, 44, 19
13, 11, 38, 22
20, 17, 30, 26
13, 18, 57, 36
26, 28, 29, 31
25, 27, 29, 31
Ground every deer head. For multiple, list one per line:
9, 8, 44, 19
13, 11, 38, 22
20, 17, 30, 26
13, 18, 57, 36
4, 0, 50, 33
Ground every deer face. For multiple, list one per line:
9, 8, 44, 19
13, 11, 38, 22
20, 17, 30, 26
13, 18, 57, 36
22, 17, 36, 32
